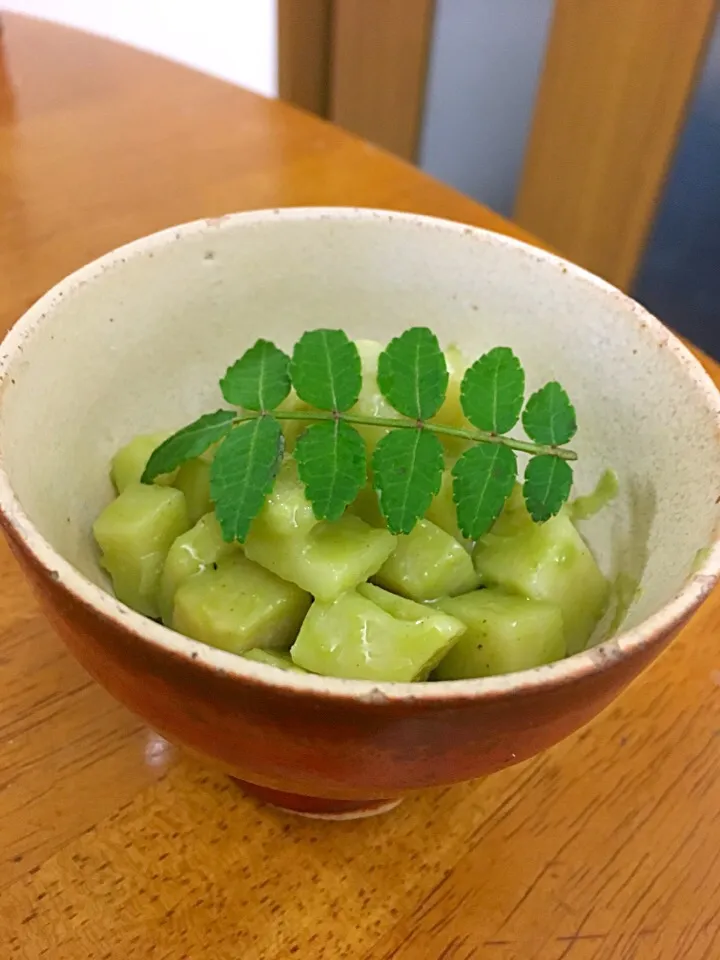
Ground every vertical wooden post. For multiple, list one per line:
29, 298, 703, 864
277, 0, 334, 117
329, 0, 436, 161
515, 0, 717, 290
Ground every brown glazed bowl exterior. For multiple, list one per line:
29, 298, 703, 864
1, 209, 719, 817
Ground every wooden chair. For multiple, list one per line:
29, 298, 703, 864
278, 0, 717, 293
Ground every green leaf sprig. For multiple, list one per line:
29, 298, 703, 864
142, 328, 578, 542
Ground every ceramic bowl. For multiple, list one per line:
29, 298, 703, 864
1, 208, 719, 818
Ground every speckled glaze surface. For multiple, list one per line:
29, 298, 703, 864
0, 208, 719, 815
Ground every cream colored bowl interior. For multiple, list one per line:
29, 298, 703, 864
1, 208, 719, 650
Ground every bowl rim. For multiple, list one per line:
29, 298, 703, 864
1, 205, 719, 704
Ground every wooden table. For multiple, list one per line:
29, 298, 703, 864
1, 14, 718, 960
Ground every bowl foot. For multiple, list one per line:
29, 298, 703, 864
230, 779, 402, 820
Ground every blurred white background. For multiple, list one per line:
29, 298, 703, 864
2, 0, 277, 95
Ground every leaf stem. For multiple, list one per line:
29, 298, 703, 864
234, 410, 578, 461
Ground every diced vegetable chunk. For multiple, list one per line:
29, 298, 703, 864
429, 344, 472, 456
473, 488, 609, 654
93, 483, 190, 618
173, 457, 213, 525
291, 588, 465, 682
357, 582, 467, 678
246, 511, 396, 603
253, 458, 318, 538
110, 432, 174, 493
350, 339, 407, 453
242, 648, 308, 673
243, 458, 394, 601
348, 482, 387, 529
173, 555, 311, 654
426, 467, 465, 543
374, 518, 478, 602
351, 467, 468, 544
276, 389, 312, 452
158, 512, 239, 625
434, 588, 565, 679
358, 582, 436, 620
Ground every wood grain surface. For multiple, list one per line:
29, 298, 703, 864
329, 0, 436, 161
277, 0, 333, 117
0, 14, 718, 960
515, 0, 717, 292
